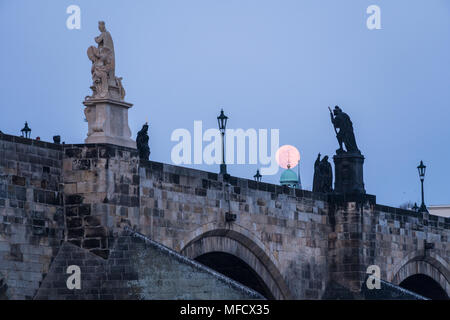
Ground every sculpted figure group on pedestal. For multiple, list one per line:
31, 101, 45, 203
326, 105, 365, 194
312, 105, 365, 194
83, 21, 135, 149
86, 21, 125, 101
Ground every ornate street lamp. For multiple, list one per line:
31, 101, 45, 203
217, 109, 228, 175
417, 160, 428, 213
21, 122, 31, 139
254, 169, 262, 182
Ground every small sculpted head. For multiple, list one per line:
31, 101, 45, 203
333, 106, 342, 116
98, 21, 106, 32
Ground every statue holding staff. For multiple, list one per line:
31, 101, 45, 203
329, 106, 360, 154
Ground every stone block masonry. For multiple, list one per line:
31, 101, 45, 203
62, 143, 141, 259
35, 229, 263, 300
1, 133, 449, 299
0, 134, 65, 299
60, 142, 333, 299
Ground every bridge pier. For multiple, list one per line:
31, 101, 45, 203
327, 193, 377, 296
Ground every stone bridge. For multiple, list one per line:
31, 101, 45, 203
0, 134, 449, 299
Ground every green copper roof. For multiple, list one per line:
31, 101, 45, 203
280, 168, 298, 185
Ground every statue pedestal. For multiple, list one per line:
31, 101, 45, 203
83, 98, 136, 149
333, 153, 365, 194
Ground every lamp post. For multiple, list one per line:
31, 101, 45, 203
21, 122, 31, 139
417, 160, 428, 213
254, 169, 262, 182
217, 109, 228, 175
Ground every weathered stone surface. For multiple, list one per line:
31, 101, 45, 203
0, 134, 64, 299
35, 231, 263, 300
333, 153, 365, 194
0, 134, 449, 300
83, 100, 136, 149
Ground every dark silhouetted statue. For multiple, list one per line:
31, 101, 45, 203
53, 135, 61, 144
313, 153, 321, 192
329, 106, 360, 154
313, 153, 333, 193
320, 155, 333, 193
136, 123, 150, 160
329, 106, 366, 194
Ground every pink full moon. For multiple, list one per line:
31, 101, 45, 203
276, 145, 301, 169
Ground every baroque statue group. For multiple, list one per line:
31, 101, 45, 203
313, 105, 363, 194
86, 21, 126, 101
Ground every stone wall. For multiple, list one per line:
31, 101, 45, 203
61, 142, 448, 299
0, 134, 65, 299
1, 135, 449, 300
62, 144, 140, 259
328, 194, 449, 295
137, 160, 331, 300
35, 229, 263, 300
61, 143, 333, 300
371, 205, 449, 293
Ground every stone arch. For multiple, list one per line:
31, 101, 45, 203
391, 251, 450, 298
181, 224, 292, 300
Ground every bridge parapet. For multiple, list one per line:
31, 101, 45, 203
1, 135, 449, 299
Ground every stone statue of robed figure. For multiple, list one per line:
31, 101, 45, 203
313, 153, 333, 193
83, 21, 135, 149
329, 106, 360, 155
329, 106, 365, 194
86, 21, 125, 101
136, 123, 150, 160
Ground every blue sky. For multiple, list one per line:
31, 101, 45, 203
1, 0, 449, 207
